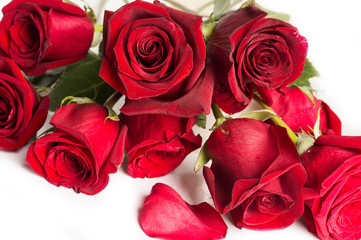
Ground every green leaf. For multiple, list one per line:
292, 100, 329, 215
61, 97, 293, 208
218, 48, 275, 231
196, 113, 207, 129
194, 143, 211, 173
28, 66, 66, 89
289, 58, 320, 87
256, 3, 290, 22
214, 0, 230, 16
49, 52, 115, 111
240, 109, 278, 121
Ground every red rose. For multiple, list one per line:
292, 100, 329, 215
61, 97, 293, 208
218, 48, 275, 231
269, 86, 341, 135
301, 135, 361, 240
203, 118, 306, 229
100, 0, 212, 117
0, 57, 49, 150
0, 0, 94, 76
208, 5, 308, 113
26, 103, 127, 195
121, 114, 202, 178
140, 183, 228, 240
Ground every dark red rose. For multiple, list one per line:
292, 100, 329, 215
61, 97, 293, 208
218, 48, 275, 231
208, 5, 308, 113
120, 113, 201, 178
26, 103, 127, 195
269, 86, 341, 135
0, 0, 94, 76
0, 57, 49, 150
203, 118, 306, 230
140, 183, 228, 240
100, 0, 212, 117
301, 135, 361, 240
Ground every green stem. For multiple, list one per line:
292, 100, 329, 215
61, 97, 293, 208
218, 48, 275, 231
94, 25, 103, 32
227, 0, 248, 12
162, 0, 199, 15
211, 103, 224, 120
196, 1, 213, 12
103, 92, 123, 109
253, 95, 299, 144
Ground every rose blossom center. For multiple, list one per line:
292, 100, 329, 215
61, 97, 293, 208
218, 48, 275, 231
8, 4, 45, 67
255, 193, 294, 214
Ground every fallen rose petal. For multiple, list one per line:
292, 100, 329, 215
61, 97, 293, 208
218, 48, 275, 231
140, 183, 227, 240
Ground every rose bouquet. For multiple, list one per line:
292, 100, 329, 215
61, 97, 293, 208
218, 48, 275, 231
0, 0, 360, 240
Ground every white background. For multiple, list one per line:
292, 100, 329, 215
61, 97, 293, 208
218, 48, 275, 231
1, 0, 361, 240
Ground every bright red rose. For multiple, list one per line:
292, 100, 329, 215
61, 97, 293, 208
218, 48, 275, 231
269, 86, 341, 135
208, 5, 308, 113
203, 118, 306, 230
0, 57, 49, 150
100, 0, 212, 117
0, 0, 94, 76
140, 183, 228, 240
26, 103, 127, 195
301, 135, 361, 240
120, 114, 202, 178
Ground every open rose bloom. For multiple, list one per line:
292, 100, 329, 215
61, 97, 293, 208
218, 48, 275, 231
301, 135, 361, 240
0, 0, 94, 76
208, 5, 308, 113
0, 57, 48, 150
203, 118, 306, 230
26, 104, 127, 195
100, 0, 214, 117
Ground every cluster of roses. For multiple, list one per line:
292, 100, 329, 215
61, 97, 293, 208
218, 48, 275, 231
0, 0, 360, 239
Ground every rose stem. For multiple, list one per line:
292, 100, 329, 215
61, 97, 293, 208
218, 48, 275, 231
196, 1, 213, 13
161, 0, 199, 15
253, 95, 299, 144
103, 91, 123, 110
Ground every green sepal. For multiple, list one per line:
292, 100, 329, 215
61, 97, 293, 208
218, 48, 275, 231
313, 107, 322, 139
194, 143, 211, 173
196, 113, 207, 129
105, 106, 120, 122
296, 132, 315, 155
255, 3, 290, 22
240, 109, 277, 121
202, 16, 217, 43
240, 0, 255, 9
60, 96, 96, 107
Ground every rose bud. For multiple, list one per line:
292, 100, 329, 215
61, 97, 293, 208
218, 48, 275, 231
0, 57, 49, 150
269, 86, 341, 135
140, 183, 228, 240
100, 1, 213, 117
0, 0, 94, 76
203, 118, 306, 230
301, 135, 361, 240
208, 5, 308, 113
120, 114, 202, 178
26, 103, 127, 195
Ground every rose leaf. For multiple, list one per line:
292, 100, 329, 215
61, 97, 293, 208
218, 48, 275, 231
49, 52, 115, 111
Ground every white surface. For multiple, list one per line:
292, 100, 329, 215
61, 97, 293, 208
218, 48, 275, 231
1, 0, 361, 240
